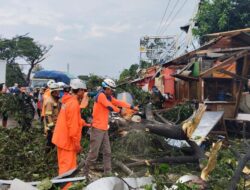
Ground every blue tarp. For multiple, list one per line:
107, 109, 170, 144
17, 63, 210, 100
33, 70, 76, 84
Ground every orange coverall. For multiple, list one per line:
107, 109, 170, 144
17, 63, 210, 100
61, 92, 71, 104
52, 95, 87, 189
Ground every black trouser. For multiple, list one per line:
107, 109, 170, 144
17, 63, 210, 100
2, 112, 8, 127
37, 109, 41, 119
46, 130, 55, 152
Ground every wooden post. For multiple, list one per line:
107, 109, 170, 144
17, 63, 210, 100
234, 54, 249, 117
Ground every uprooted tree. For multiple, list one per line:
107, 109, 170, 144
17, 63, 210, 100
113, 103, 207, 168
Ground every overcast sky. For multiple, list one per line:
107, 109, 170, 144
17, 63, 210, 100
0, 0, 198, 78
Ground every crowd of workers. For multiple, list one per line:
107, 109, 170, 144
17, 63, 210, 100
0, 78, 138, 189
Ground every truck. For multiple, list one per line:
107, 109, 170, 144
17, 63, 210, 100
31, 70, 77, 88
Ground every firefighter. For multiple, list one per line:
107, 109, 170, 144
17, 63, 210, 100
83, 78, 138, 177
44, 83, 62, 149
41, 80, 55, 120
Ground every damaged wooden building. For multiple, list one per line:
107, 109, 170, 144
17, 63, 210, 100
132, 28, 250, 120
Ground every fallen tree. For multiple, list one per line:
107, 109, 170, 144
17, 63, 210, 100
111, 103, 206, 167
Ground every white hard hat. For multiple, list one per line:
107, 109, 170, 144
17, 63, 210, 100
70, 79, 87, 90
49, 83, 62, 92
47, 80, 55, 88
102, 78, 116, 90
57, 82, 66, 88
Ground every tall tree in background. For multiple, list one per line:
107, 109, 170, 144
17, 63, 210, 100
0, 35, 52, 84
0, 37, 21, 64
6, 64, 26, 87
32, 64, 44, 74
18, 37, 52, 83
193, 0, 250, 43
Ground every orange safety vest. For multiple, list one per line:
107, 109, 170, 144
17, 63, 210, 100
52, 96, 86, 151
92, 91, 131, 131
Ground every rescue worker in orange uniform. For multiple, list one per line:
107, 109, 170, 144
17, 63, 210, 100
61, 84, 72, 104
44, 83, 62, 149
83, 78, 138, 176
52, 79, 90, 190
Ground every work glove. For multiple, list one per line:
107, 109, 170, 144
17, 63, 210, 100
85, 123, 92, 127
131, 105, 139, 112
44, 126, 50, 136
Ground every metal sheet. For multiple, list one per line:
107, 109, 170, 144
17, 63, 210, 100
0, 60, 6, 84
0, 177, 86, 186
9, 179, 37, 190
85, 177, 153, 190
236, 113, 250, 122
191, 111, 224, 145
52, 168, 77, 179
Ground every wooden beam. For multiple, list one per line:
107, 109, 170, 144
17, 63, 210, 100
205, 28, 250, 38
162, 37, 223, 67
196, 46, 250, 55
218, 69, 248, 82
199, 50, 248, 77
172, 74, 199, 81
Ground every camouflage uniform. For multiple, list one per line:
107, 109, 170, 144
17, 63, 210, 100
17, 92, 35, 131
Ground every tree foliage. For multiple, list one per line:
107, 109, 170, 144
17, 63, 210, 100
0, 37, 20, 64
119, 64, 139, 82
6, 63, 26, 87
32, 63, 44, 74
0, 35, 52, 83
193, 0, 250, 42
85, 74, 103, 90
0, 92, 34, 130
140, 60, 152, 69
18, 36, 52, 82
0, 127, 57, 180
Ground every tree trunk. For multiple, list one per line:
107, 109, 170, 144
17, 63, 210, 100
141, 103, 186, 140
124, 103, 204, 167
127, 139, 204, 167
26, 63, 34, 84
228, 149, 250, 190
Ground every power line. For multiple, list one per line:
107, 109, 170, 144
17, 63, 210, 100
158, 0, 180, 35
162, 0, 188, 35
159, 31, 187, 62
156, 0, 172, 35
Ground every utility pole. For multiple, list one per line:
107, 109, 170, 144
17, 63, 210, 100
67, 63, 70, 74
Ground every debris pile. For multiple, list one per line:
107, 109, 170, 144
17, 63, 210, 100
0, 127, 57, 181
